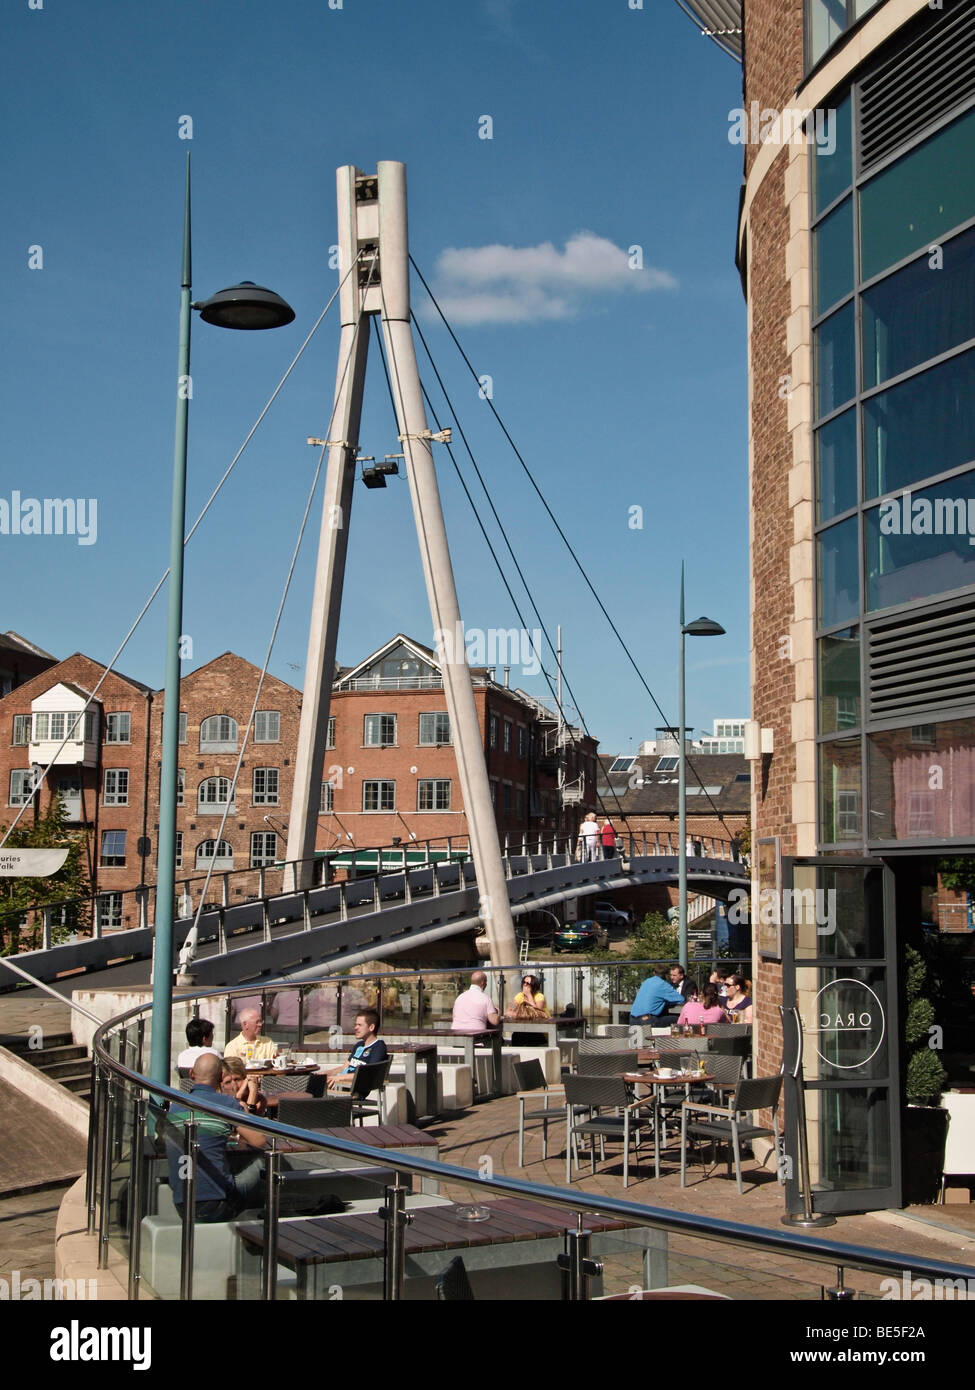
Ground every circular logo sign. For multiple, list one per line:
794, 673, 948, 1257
812, 978, 886, 1070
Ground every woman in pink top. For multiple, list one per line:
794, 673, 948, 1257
677, 983, 726, 1027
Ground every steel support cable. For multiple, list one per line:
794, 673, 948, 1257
405, 312, 630, 830
408, 255, 728, 830
0, 256, 361, 851
179, 253, 382, 965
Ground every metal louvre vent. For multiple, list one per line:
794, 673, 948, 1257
858, 0, 975, 172
867, 596, 975, 722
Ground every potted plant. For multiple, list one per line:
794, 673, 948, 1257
902, 943, 949, 1204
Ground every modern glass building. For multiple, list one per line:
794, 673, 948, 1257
678, 0, 975, 1212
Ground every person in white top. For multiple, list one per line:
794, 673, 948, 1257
176, 1017, 221, 1070
578, 812, 600, 863
451, 972, 500, 1030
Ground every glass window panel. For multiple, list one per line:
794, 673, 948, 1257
815, 302, 856, 418
864, 347, 975, 498
860, 108, 975, 282
813, 90, 852, 213
808, 0, 849, 70
817, 515, 859, 627
816, 408, 858, 520
866, 467, 975, 610
862, 225, 975, 390
818, 628, 860, 733
807, 1084, 892, 1191
819, 737, 862, 844
814, 196, 854, 314
867, 718, 975, 840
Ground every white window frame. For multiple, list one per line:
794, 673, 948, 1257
417, 779, 451, 811
198, 776, 234, 813
9, 768, 37, 805
174, 831, 183, 870
195, 839, 234, 870
250, 830, 278, 867
418, 712, 451, 746
200, 715, 238, 752
252, 767, 279, 806
362, 779, 395, 812
254, 710, 281, 743
12, 714, 30, 746
836, 788, 860, 837
103, 769, 129, 806
363, 713, 397, 747
105, 712, 131, 744
178, 712, 187, 744
503, 721, 512, 753
96, 892, 123, 929
326, 715, 336, 750
907, 790, 936, 836
100, 829, 127, 867
489, 715, 498, 749
320, 780, 334, 813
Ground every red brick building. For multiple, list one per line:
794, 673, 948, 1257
322, 636, 599, 856
0, 654, 155, 927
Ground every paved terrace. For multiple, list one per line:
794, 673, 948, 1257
1, 987, 973, 1300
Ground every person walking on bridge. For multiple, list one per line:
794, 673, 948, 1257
578, 812, 600, 863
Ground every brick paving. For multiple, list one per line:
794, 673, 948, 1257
431, 1094, 975, 1300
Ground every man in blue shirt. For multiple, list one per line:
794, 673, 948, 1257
326, 1009, 389, 1092
630, 971, 685, 1022
162, 1053, 267, 1223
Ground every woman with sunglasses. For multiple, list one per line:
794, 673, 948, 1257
505, 974, 551, 1020
724, 973, 753, 1025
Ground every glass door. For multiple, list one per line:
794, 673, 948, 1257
781, 857, 901, 1214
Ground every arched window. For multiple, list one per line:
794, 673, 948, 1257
198, 776, 234, 813
196, 839, 234, 870
200, 715, 238, 752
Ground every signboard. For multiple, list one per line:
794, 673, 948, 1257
0, 848, 70, 877
755, 836, 781, 959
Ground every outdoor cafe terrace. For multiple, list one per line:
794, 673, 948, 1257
57, 963, 975, 1303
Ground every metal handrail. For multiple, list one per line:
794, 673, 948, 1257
90, 1002, 975, 1293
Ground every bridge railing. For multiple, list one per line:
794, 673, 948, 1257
2, 828, 745, 959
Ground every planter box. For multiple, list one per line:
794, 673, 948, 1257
902, 1104, 949, 1205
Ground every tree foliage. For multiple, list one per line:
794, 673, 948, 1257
936, 856, 975, 894
903, 943, 946, 1105
0, 799, 91, 953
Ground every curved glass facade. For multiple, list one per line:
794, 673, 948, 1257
811, 63, 975, 848
806, 0, 882, 69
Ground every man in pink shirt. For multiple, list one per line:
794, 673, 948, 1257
451, 971, 500, 1030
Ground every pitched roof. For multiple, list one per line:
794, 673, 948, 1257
597, 751, 751, 814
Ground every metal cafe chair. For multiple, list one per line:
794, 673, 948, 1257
576, 1051, 640, 1078
512, 1059, 565, 1168
680, 1075, 783, 1196
564, 1074, 654, 1188
276, 1096, 354, 1129
350, 1058, 392, 1125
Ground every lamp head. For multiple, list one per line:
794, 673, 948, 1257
194, 281, 295, 330
682, 616, 725, 637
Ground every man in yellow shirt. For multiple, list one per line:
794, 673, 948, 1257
223, 1007, 276, 1061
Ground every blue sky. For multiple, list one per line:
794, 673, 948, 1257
3, 0, 747, 756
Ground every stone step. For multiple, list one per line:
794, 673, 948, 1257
3, 1031, 75, 1056
61, 1074, 93, 1095
38, 1061, 93, 1084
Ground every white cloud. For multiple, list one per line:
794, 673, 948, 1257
429, 231, 677, 325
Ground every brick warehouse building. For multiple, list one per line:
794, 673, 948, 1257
678, 0, 975, 1212
1, 636, 599, 923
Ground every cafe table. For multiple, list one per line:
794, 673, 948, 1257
234, 1195, 668, 1300
621, 1070, 716, 1176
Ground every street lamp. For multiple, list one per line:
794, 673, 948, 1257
677, 564, 725, 968
149, 156, 294, 1087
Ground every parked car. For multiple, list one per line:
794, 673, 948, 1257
593, 900, 632, 928
552, 919, 609, 952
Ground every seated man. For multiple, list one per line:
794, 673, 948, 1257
223, 1007, 276, 1062
629, 969, 685, 1023
162, 1053, 267, 1223
665, 965, 696, 1016
176, 1016, 221, 1071
451, 971, 500, 1030
325, 1009, 388, 1092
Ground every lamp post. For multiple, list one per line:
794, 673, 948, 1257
677, 564, 725, 969
149, 156, 294, 1087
